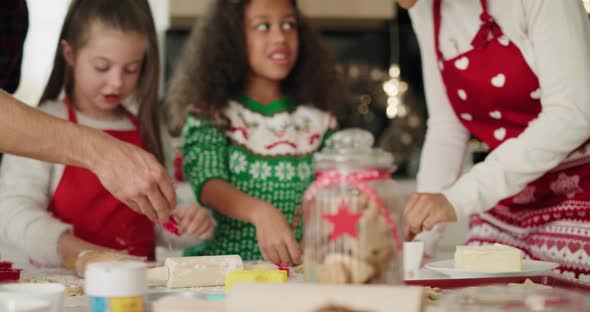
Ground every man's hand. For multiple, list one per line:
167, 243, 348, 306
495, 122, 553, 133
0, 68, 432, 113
403, 193, 457, 241
252, 203, 301, 266
92, 138, 176, 222
0, 91, 175, 221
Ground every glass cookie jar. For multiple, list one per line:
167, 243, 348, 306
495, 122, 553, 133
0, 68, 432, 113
302, 129, 403, 285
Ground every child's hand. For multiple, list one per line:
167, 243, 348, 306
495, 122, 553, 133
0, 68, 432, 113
172, 204, 215, 239
252, 203, 301, 266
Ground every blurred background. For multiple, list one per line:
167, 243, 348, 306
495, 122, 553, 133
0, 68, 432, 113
14, 0, 428, 178
12, 0, 590, 179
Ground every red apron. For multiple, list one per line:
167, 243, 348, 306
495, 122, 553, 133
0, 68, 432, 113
48, 100, 155, 260
434, 0, 590, 279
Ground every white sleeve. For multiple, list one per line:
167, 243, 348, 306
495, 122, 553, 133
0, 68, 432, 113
409, 0, 471, 254
0, 155, 71, 266
443, 0, 590, 220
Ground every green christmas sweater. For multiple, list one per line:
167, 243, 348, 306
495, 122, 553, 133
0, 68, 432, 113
182, 94, 336, 260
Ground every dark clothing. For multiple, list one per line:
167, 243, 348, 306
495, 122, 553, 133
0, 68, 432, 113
0, 0, 29, 93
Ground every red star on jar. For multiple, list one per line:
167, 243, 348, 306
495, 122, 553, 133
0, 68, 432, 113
322, 200, 363, 242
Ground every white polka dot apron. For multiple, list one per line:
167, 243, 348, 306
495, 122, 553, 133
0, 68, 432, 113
434, 0, 590, 280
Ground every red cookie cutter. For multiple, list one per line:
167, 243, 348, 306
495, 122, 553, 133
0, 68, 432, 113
0, 262, 12, 269
274, 263, 291, 277
0, 262, 21, 282
162, 217, 181, 236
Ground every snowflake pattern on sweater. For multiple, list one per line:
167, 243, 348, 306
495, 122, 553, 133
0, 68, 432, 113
182, 95, 336, 260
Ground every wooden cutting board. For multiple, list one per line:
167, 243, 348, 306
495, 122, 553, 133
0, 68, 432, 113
227, 283, 424, 312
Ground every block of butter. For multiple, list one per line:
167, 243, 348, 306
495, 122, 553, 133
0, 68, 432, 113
454, 244, 522, 272
225, 270, 288, 293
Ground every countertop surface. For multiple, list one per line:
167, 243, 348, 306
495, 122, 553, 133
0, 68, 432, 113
16, 265, 447, 312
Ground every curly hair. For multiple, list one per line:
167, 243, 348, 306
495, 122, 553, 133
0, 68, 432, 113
166, 0, 345, 134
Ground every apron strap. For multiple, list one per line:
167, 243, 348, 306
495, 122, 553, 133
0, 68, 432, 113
479, 0, 492, 23
471, 0, 503, 49
64, 95, 78, 124
64, 94, 140, 129
433, 0, 504, 58
125, 109, 140, 130
433, 0, 443, 59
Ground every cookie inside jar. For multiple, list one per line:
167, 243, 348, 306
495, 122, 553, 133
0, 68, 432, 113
302, 129, 403, 285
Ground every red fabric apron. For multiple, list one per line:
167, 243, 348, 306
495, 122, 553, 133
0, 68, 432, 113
48, 100, 155, 260
434, 0, 590, 279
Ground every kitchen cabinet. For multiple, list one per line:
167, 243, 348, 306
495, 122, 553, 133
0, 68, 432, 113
169, 0, 396, 29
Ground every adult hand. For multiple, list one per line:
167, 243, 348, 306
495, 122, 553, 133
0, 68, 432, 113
252, 203, 301, 265
0, 91, 174, 221
91, 137, 176, 222
403, 193, 457, 241
173, 204, 215, 239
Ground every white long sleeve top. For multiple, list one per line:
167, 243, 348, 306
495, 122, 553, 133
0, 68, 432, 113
410, 0, 590, 252
0, 100, 201, 266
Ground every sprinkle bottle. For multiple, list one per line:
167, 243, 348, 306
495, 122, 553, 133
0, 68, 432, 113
85, 261, 146, 312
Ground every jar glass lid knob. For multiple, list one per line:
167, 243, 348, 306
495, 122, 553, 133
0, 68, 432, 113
325, 128, 375, 151
314, 128, 395, 171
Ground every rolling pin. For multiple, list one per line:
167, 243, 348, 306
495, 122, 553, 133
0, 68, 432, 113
227, 283, 424, 312
147, 255, 243, 288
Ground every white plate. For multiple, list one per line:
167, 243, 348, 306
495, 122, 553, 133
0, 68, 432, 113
425, 259, 559, 278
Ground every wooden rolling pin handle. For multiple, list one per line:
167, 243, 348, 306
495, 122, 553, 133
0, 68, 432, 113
147, 266, 170, 282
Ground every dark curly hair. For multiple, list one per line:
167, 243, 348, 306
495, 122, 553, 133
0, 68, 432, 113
166, 0, 345, 134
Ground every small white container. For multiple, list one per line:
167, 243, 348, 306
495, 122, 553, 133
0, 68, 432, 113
0, 293, 50, 312
403, 241, 424, 279
0, 283, 64, 312
85, 261, 146, 312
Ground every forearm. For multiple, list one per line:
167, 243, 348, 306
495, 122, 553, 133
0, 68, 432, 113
416, 123, 469, 192
57, 232, 114, 269
200, 179, 264, 223
0, 90, 107, 169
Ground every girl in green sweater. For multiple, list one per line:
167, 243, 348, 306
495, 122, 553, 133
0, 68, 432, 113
166, 0, 345, 264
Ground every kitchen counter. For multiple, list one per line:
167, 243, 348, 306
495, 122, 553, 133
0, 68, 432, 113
16, 265, 444, 312
4, 179, 466, 311
22, 264, 590, 312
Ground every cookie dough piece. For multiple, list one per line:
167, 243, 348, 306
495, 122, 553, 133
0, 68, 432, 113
314, 304, 370, 312
508, 278, 552, 290
424, 286, 442, 301
356, 201, 391, 260
324, 253, 374, 284
315, 263, 349, 284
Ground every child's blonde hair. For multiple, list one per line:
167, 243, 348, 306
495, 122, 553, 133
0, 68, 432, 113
40, 0, 163, 163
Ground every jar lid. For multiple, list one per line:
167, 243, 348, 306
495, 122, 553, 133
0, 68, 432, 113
313, 128, 395, 171
85, 261, 146, 297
